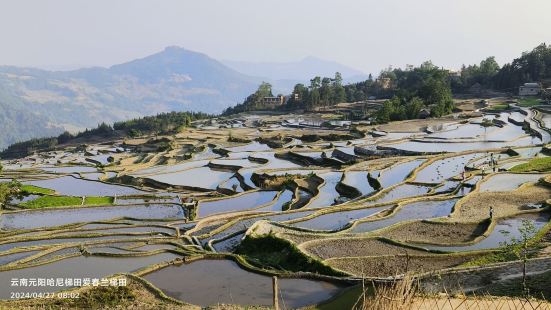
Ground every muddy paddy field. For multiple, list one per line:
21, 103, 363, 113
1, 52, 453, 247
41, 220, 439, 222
2, 103, 551, 308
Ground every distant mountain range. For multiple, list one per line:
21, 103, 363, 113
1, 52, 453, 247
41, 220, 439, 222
0, 47, 367, 149
223, 56, 367, 81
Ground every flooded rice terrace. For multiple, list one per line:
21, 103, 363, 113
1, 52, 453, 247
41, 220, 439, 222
1, 107, 551, 307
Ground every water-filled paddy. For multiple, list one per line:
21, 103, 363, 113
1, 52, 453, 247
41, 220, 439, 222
0, 251, 40, 266
0, 253, 179, 299
218, 177, 244, 193
379, 159, 425, 188
130, 160, 210, 177
210, 158, 261, 168
289, 205, 389, 231
306, 172, 343, 208
40, 166, 98, 173
148, 167, 234, 190
479, 173, 543, 192
206, 210, 314, 242
389, 136, 541, 153
25, 176, 145, 196
417, 212, 550, 252
211, 233, 245, 252
143, 259, 345, 308
225, 141, 272, 152
367, 184, 432, 205
415, 153, 484, 184
255, 190, 294, 212
0, 235, 170, 252
351, 199, 458, 233
0, 204, 184, 230
197, 191, 278, 218
428, 123, 495, 139
342, 171, 376, 196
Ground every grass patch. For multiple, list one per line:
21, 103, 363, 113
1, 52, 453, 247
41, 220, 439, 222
21, 195, 114, 208
510, 157, 551, 172
236, 234, 343, 276
20, 184, 55, 195
518, 97, 542, 107
490, 103, 510, 111
461, 251, 517, 267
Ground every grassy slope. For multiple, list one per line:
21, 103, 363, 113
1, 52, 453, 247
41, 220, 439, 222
20, 184, 55, 195
518, 97, 542, 107
21, 195, 114, 208
236, 234, 342, 276
510, 157, 551, 172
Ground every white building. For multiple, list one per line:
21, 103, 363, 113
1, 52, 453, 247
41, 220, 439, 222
519, 83, 541, 96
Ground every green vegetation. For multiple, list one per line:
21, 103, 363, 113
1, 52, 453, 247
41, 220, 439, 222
374, 62, 455, 122
1, 111, 211, 159
21, 195, 114, 209
463, 219, 543, 296
453, 44, 551, 94
236, 234, 342, 276
0, 164, 22, 208
223, 82, 275, 114
20, 184, 55, 195
227, 62, 456, 123
493, 44, 551, 91
452, 56, 501, 91
489, 103, 510, 110
499, 219, 539, 296
462, 251, 517, 267
518, 97, 542, 107
510, 157, 551, 172
481, 118, 496, 127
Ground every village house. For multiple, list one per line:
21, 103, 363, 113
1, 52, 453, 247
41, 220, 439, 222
261, 95, 285, 106
519, 82, 541, 97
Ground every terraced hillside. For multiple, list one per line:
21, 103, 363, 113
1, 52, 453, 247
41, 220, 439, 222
1, 103, 551, 308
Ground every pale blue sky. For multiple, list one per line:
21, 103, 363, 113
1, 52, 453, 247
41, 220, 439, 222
1, 0, 550, 74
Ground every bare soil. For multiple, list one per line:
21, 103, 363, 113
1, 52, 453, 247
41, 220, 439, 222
326, 253, 482, 278
301, 238, 428, 260
379, 220, 489, 244
455, 184, 551, 222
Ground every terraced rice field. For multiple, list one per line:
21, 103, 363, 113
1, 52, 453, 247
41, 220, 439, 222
1, 107, 551, 308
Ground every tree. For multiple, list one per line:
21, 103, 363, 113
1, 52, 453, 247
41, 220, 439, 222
0, 164, 22, 209
290, 83, 308, 107
332, 72, 346, 104
421, 79, 453, 117
307, 77, 322, 110
499, 219, 539, 297
493, 43, 551, 90
320, 77, 333, 107
405, 97, 424, 119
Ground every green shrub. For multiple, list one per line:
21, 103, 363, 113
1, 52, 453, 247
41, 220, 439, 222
236, 234, 342, 276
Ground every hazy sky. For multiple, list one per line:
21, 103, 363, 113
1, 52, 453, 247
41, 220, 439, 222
1, 0, 550, 74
